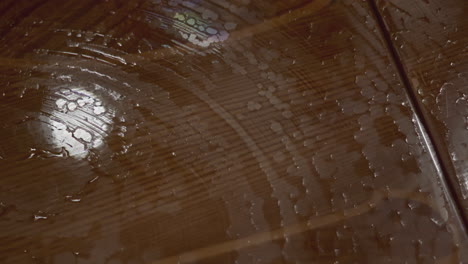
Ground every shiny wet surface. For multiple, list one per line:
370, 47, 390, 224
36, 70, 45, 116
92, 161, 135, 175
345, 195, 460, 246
0, 0, 467, 263
375, 0, 468, 214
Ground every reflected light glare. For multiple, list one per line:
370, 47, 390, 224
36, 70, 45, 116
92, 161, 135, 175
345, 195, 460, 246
42, 86, 114, 158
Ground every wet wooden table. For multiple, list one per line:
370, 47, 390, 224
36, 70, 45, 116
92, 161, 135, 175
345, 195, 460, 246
0, 0, 467, 263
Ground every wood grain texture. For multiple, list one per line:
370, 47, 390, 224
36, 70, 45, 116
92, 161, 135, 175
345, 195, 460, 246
374, 0, 468, 217
0, 0, 466, 263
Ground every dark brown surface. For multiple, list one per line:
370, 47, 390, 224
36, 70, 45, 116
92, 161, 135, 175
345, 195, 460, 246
374, 0, 468, 216
0, 0, 467, 263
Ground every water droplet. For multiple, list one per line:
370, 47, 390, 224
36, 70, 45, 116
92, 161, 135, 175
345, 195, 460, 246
56, 98, 67, 109
73, 128, 92, 143
206, 27, 218, 35
93, 106, 106, 115
67, 102, 77, 111
65, 195, 81, 203
247, 101, 262, 111
33, 212, 48, 221
224, 22, 237, 30
186, 18, 196, 25
270, 121, 283, 133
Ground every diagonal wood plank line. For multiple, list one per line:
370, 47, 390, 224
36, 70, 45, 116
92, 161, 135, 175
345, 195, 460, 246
367, 0, 468, 230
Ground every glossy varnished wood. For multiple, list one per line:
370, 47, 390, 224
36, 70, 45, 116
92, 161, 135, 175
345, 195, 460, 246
374, 0, 468, 216
0, 0, 467, 263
